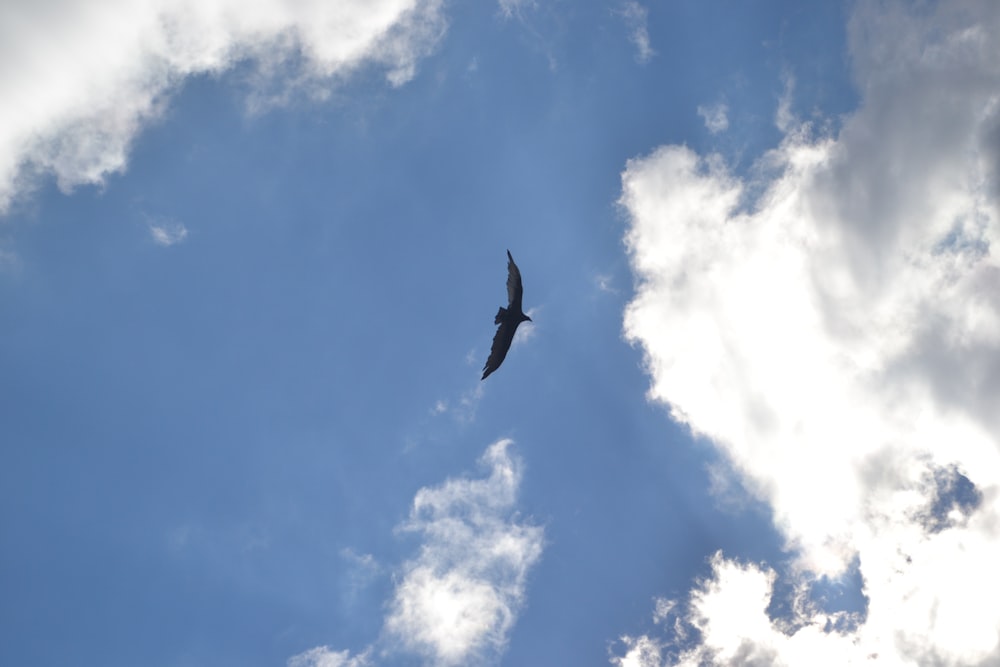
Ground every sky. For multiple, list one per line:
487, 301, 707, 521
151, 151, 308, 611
1, 1, 999, 666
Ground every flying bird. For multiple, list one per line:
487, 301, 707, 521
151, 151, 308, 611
482, 250, 532, 380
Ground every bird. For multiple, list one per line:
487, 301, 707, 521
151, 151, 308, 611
482, 250, 532, 380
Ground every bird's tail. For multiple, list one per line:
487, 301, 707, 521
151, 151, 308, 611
494, 307, 507, 324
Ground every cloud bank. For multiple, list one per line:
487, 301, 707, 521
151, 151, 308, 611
0, 0, 446, 214
617, 0, 1000, 664
289, 439, 543, 667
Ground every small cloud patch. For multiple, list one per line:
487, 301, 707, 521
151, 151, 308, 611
697, 102, 729, 134
149, 218, 188, 246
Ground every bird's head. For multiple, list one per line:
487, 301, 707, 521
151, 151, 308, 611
522, 314, 533, 323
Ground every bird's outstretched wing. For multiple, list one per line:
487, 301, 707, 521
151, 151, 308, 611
482, 318, 516, 380
506, 250, 524, 312
482, 250, 529, 381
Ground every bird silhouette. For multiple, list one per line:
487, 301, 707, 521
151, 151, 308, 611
482, 250, 532, 380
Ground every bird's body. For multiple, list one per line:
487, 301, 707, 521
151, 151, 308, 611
482, 250, 532, 380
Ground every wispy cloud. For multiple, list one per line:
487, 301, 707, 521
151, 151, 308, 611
148, 218, 189, 246
616, 0, 1000, 664
594, 272, 618, 295
455, 384, 485, 423
291, 440, 543, 667
288, 646, 372, 667
338, 548, 381, 608
618, 1, 655, 64
497, 0, 536, 21
0, 0, 447, 215
703, 460, 755, 515
0, 244, 20, 273
774, 70, 796, 132
429, 383, 483, 424
696, 102, 729, 134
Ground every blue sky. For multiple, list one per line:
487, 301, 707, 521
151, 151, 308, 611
2, 1, 1000, 666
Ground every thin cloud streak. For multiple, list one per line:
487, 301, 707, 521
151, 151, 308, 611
619, 1, 655, 64
616, 0, 1000, 664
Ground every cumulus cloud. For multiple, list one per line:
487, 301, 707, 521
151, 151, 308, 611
616, 1, 1000, 664
619, 1, 655, 64
613, 555, 872, 667
291, 440, 542, 667
385, 439, 544, 665
0, 0, 446, 214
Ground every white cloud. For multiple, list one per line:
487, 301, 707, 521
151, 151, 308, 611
614, 555, 869, 667
595, 272, 619, 294
497, 0, 535, 21
0, 0, 446, 214
509, 311, 537, 348
338, 548, 380, 608
148, 218, 189, 246
774, 71, 796, 133
696, 102, 729, 134
612, 634, 666, 667
617, 1, 1000, 665
291, 440, 542, 667
340, 548, 378, 574
430, 383, 483, 424
455, 384, 484, 423
619, 1, 655, 64
287, 646, 371, 667
384, 439, 544, 665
